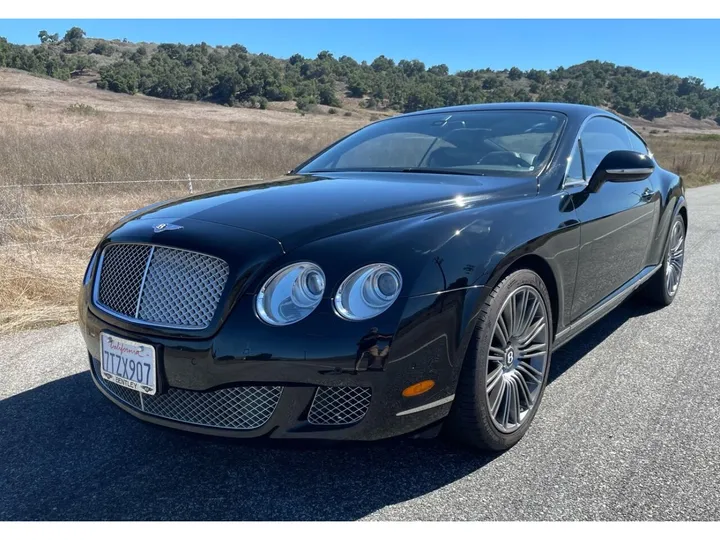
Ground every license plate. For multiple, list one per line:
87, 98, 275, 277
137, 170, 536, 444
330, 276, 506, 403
100, 333, 157, 395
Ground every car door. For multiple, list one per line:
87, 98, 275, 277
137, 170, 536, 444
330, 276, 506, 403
566, 116, 658, 321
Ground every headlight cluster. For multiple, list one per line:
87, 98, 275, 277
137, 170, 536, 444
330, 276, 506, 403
255, 262, 402, 326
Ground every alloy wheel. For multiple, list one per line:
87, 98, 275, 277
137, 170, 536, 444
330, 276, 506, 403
485, 285, 549, 434
666, 220, 685, 297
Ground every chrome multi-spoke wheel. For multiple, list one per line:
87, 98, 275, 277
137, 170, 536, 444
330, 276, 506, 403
447, 269, 553, 451
485, 285, 549, 434
665, 219, 685, 297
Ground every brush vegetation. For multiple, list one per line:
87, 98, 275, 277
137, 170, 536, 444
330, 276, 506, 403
2, 26, 720, 122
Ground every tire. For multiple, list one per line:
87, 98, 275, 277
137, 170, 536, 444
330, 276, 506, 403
640, 213, 686, 307
446, 269, 553, 452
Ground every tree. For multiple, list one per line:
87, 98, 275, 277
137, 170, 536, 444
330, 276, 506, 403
690, 102, 711, 120
428, 64, 449, 77
403, 83, 442, 112
514, 88, 531, 102
508, 67, 523, 81
63, 26, 86, 53
371, 55, 394, 72
318, 84, 340, 106
526, 69, 549, 85
72, 55, 96, 75
398, 59, 425, 77
347, 73, 370, 97
90, 42, 115, 56
482, 75, 502, 90
38, 30, 58, 44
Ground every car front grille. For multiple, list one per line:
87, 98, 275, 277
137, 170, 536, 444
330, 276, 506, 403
307, 386, 372, 426
94, 243, 229, 329
92, 359, 282, 430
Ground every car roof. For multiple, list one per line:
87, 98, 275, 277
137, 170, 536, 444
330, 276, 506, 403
399, 102, 619, 123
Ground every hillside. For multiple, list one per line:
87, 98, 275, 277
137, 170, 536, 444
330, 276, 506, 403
2, 26, 720, 128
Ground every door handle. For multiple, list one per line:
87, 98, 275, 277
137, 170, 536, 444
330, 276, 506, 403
640, 188, 654, 202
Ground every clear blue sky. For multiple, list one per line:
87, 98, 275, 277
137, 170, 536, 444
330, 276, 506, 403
2, 19, 719, 88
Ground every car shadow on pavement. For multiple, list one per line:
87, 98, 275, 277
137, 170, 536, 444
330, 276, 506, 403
548, 296, 661, 385
0, 298, 659, 521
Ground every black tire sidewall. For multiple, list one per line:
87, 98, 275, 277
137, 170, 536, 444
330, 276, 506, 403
460, 269, 554, 451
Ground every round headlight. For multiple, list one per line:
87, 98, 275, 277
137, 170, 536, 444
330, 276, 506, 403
256, 262, 325, 326
334, 264, 403, 321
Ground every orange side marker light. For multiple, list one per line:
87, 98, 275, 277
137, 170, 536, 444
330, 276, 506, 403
402, 380, 435, 398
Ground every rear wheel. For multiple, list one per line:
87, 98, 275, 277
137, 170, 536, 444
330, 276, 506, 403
446, 269, 552, 451
641, 214, 685, 306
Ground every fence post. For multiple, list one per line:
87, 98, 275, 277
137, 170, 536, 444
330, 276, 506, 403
187, 174, 193, 194
20, 181, 35, 264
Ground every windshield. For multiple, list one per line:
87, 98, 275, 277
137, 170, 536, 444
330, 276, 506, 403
296, 110, 566, 177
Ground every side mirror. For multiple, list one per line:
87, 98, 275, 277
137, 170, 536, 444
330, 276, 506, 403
588, 150, 654, 192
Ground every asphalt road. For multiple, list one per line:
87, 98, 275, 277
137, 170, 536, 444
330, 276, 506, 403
2, 185, 720, 521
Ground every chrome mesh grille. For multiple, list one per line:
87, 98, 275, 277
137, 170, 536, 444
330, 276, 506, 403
95, 243, 229, 329
100, 375, 142, 409
97, 244, 152, 316
307, 386, 372, 426
93, 359, 282, 430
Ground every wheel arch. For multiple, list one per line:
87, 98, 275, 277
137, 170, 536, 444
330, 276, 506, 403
456, 250, 562, 363
490, 254, 560, 340
664, 194, 688, 255
678, 203, 688, 230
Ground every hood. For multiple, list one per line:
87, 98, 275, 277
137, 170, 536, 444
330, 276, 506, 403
133, 172, 536, 251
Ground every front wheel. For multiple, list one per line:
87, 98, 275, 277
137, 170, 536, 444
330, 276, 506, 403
446, 269, 553, 452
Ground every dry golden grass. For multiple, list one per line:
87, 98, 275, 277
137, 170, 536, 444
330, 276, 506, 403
0, 68, 718, 333
0, 69, 367, 333
645, 134, 720, 187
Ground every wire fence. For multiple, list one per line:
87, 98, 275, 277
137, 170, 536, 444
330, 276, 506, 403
0, 176, 261, 251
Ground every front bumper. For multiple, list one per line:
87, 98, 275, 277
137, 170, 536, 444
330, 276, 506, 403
79, 290, 469, 441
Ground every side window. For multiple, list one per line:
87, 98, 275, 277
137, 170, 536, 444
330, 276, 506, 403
625, 127, 649, 155
566, 141, 584, 182
579, 117, 633, 179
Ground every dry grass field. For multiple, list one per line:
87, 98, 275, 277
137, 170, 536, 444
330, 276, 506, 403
0, 69, 367, 333
0, 68, 718, 333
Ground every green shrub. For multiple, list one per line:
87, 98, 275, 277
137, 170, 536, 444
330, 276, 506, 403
328, 107, 337, 114
296, 97, 312, 112
90, 42, 115, 56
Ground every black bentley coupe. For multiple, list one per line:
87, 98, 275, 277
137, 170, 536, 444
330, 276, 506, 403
78, 103, 687, 451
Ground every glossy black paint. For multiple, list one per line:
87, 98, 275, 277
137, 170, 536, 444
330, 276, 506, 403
78, 102, 687, 440
588, 149, 655, 190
